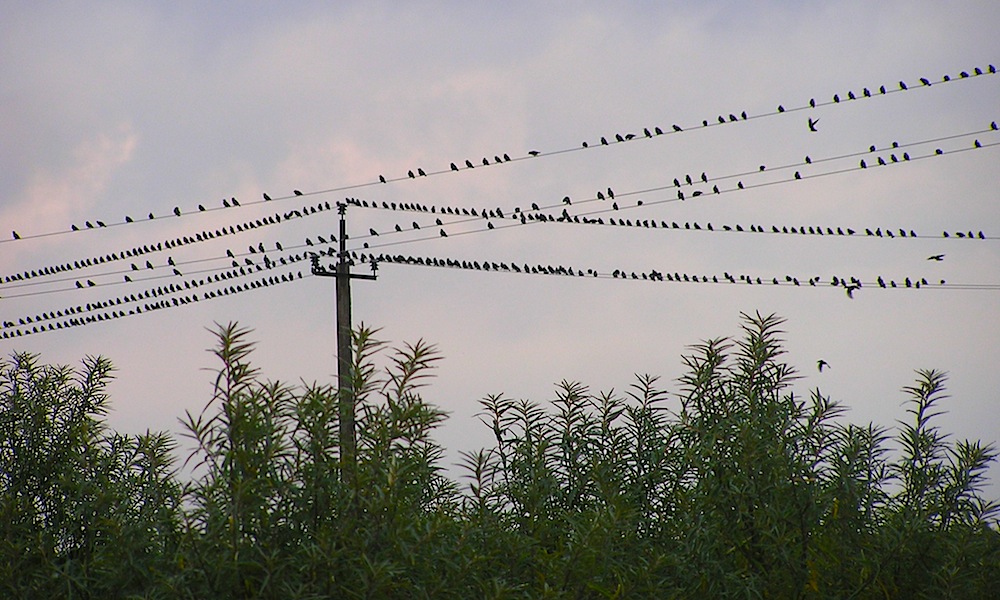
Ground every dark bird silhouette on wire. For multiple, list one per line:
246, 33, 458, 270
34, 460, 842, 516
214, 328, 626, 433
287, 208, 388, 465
379, 175, 386, 183
808, 117, 819, 132
528, 150, 540, 156
439, 229, 448, 237
451, 162, 459, 171
173, 207, 181, 216
11, 231, 19, 240
263, 192, 272, 201
294, 190, 303, 196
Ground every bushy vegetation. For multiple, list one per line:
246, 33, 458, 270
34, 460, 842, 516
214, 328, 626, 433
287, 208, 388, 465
2, 313, 999, 598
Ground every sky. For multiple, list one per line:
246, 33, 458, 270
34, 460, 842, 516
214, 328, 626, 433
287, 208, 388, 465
2, 1, 999, 495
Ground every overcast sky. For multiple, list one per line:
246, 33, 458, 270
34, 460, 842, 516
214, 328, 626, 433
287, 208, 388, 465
2, 1, 999, 493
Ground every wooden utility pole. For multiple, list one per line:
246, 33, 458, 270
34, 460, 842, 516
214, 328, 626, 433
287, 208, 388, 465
310, 203, 376, 490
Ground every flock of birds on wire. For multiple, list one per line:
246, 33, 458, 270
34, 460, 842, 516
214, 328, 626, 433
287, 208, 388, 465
2, 64, 998, 338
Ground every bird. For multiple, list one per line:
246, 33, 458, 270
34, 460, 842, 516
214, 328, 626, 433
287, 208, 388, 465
198, 204, 206, 211
369, 228, 378, 236
527, 150, 540, 156
439, 229, 447, 237
777, 105, 785, 112
899, 80, 908, 90
294, 190, 303, 196
417, 168, 426, 176
927, 254, 945, 261
808, 117, 819, 132
173, 207, 181, 216
378, 175, 386, 183
465, 159, 475, 168
125, 215, 133, 222
450, 162, 459, 171
408, 170, 415, 178
11, 231, 19, 240
263, 192, 272, 201
817, 360, 829, 372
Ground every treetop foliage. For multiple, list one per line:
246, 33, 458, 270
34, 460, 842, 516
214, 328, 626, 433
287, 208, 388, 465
2, 312, 998, 598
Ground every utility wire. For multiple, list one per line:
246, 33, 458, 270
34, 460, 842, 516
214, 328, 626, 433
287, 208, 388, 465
341, 135, 999, 253
3, 64, 994, 244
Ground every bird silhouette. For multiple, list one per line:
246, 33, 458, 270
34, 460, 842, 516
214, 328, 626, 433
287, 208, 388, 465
808, 117, 819, 132
369, 228, 379, 236
11, 231, 19, 240
451, 162, 459, 171
417, 168, 426, 176
817, 360, 829, 372
927, 254, 945, 261
263, 192, 272, 201
899, 80, 908, 90
777, 105, 785, 112
408, 170, 415, 178
198, 204, 206, 211
173, 207, 181, 216
294, 190, 303, 196
528, 150, 540, 156
439, 229, 447, 237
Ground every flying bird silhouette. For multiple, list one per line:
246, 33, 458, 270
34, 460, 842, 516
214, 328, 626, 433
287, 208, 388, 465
808, 117, 819, 132
927, 254, 945, 261
817, 360, 829, 372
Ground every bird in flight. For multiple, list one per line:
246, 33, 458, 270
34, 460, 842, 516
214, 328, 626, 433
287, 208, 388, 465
817, 359, 829, 372
927, 254, 945, 261
808, 117, 819, 132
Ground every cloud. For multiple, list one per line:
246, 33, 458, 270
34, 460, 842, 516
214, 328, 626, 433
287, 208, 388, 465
9, 124, 138, 233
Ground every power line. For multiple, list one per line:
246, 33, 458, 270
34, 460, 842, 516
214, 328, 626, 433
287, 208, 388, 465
340, 136, 999, 253
3, 64, 994, 244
